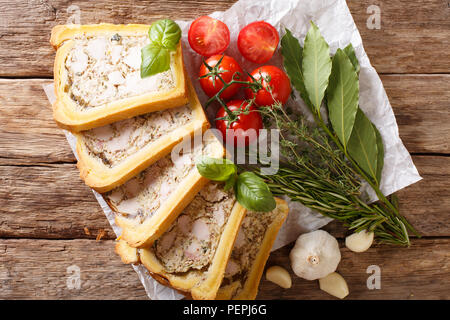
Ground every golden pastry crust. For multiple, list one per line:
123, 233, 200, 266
111, 133, 226, 249
115, 239, 140, 265
51, 23, 188, 132
75, 79, 209, 193
138, 201, 247, 300
216, 198, 289, 300
115, 198, 288, 300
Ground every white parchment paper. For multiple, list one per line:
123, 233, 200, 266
43, 0, 421, 299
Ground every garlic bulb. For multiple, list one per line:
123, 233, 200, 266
289, 230, 341, 280
319, 272, 349, 299
345, 230, 374, 252
266, 266, 292, 289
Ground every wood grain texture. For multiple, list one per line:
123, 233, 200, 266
0, 239, 147, 299
0, 75, 448, 167
0, 163, 113, 240
383, 74, 450, 154
0, 155, 448, 240
0, 0, 448, 76
0, 238, 447, 299
0, 79, 75, 164
258, 238, 450, 300
0, 0, 448, 301
348, 0, 450, 74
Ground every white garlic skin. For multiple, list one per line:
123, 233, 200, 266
266, 266, 292, 289
289, 230, 341, 280
345, 230, 374, 252
319, 272, 349, 299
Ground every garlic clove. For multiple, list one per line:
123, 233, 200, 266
345, 230, 374, 252
266, 266, 292, 289
319, 272, 349, 299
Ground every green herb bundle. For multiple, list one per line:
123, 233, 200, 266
194, 21, 418, 245
256, 22, 418, 245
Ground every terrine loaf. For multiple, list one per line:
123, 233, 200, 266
216, 198, 289, 300
115, 194, 288, 300
50, 23, 188, 132
106, 131, 225, 249
75, 79, 208, 193
116, 182, 247, 300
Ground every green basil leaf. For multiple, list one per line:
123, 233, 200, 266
280, 28, 314, 111
302, 21, 332, 114
140, 44, 170, 78
373, 123, 384, 185
196, 157, 237, 182
149, 19, 181, 50
235, 172, 276, 212
347, 108, 378, 183
327, 49, 359, 151
224, 174, 237, 191
343, 43, 360, 74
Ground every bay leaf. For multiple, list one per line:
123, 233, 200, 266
281, 28, 313, 111
302, 21, 332, 114
326, 49, 359, 151
343, 43, 360, 74
347, 108, 378, 182
373, 123, 384, 185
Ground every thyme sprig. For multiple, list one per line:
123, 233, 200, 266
256, 102, 417, 245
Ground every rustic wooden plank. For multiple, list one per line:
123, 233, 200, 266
0, 239, 147, 299
0, 75, 448, 166
348, 0, 450, 74
0, 163, 115, 240
258, 238, 450, 300
396, 156, 450, 237
0, 238, 447, 299
0, 156, 448, 239
0, 0, 448, 77
383, 74, 450, 154
0, 79, 75, 164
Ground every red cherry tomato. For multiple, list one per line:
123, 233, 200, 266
199, 55, 243, 100
245, 65, 291, 106
188, 16, 230, 56
215, 100, 263, 147
237, 21, 279, 64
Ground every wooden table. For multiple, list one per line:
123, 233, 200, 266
0, 0, 448, 300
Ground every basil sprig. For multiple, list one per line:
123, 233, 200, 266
149, 19, 182, 48
141, 19, 181, 78
196, 157, 276, 212
196, 157, 237, 182
235, 172, 276, 212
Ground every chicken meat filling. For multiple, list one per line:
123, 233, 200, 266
154, 183, 236, 273
65, 34, 175, 109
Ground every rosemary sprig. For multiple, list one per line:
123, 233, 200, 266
256, 102, 415, 245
